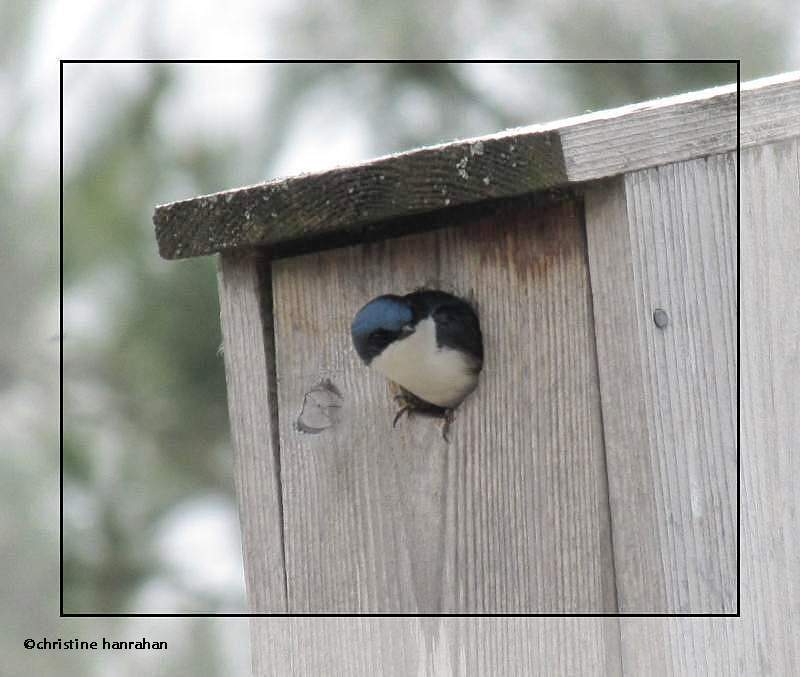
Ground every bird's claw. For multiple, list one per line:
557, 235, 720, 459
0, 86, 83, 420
390, 383, 455, 441
441, 409, 454, 442
393, 405, 411, 427
392, 402, 454, 443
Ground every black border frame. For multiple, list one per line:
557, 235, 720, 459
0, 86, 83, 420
59, 59, 741, 619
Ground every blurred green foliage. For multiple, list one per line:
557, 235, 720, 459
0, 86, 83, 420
63, 64, 234, 613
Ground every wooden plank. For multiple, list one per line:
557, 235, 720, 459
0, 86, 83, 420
617, 137, 800, 674
154, 131, 567, 259
153, 72, 799, 260
217, 252, 287, 612
585, 154, 737, 612
270, 197, 616, 612
563, 71, 800, 182
250, 617, 622, 676
740, 71, 800, 147
559, 85, 736, 182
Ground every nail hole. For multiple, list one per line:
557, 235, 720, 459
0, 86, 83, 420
653, 308, 669, 329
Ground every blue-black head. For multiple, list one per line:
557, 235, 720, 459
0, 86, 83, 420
351, 294, 414, 364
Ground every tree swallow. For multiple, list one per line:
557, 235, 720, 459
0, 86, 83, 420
351, 289, 483, 439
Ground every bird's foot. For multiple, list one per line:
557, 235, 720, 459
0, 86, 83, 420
390, 385, 454, 441
393, 403, 412, 427
440, 409, 455, 442
392, 390, 420, 427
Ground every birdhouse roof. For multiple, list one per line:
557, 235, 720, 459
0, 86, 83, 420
153, 72, 799, 260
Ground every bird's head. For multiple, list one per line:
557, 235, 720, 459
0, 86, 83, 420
351, 295, 415, 364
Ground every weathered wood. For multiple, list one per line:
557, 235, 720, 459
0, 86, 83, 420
179, 81, 800, 675
562, 70, 800, 182
559, 85, 736, 182
270, 197, 616, 612
616, 136, 800, 675
153, 72, 799, 260
740, 71, 800, 147
154, 131, 566, 259
585, 154, 737, 612
217, 253, 287, 611
250, 617, 623, 676
243, 136, 800, 672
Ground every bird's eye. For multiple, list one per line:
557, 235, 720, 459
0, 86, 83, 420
368, 329, 395, 349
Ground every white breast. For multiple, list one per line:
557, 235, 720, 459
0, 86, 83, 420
371, 317, 478, 408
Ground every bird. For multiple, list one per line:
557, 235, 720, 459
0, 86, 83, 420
351, 289, 483, 439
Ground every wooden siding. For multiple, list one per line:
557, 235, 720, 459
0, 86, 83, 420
201, 77, 800, 676
585, 154, 737, 612
612, 133, 800, 676
217, 133, 799, 677
217, 253, 288, 612
270, 199, 615, 613
220, 149, 739, 616
250, 617, 623, 676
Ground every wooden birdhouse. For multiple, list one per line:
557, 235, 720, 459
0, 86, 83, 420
152, 73, 799, 630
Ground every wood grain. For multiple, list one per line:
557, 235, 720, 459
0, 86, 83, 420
154, 131, 566, 259
616, 136, 800, 674
217, 252, 287, 612
563, 71, 800, 182
241, 141, 800, 672
154, 73, 799, 260
559, 85, 736, 182
585, 154, 737, 613
740, 71, 800, 147
270, 197, 616, 612
250, 617, 622, 676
